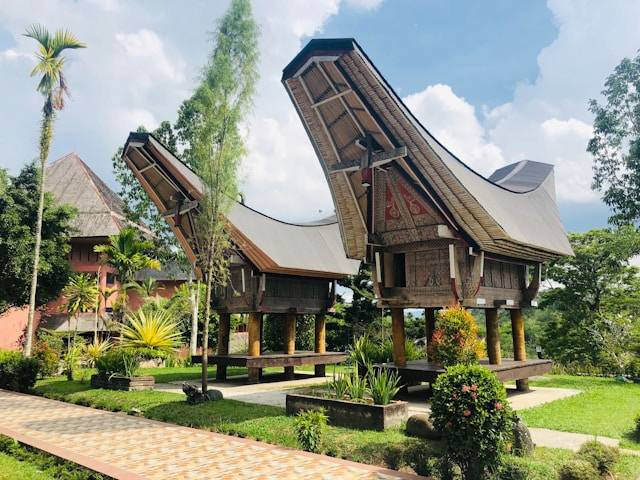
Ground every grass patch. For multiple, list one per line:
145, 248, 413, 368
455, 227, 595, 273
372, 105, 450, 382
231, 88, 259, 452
0, 435, 105, 479
519, 375, 640, 450
0, 452, 55, 480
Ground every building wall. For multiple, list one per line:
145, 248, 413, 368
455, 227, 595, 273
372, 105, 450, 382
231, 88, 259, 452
0, 238, 185, 351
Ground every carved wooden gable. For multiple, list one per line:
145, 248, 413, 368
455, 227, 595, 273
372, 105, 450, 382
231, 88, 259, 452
374, 168, 446, 246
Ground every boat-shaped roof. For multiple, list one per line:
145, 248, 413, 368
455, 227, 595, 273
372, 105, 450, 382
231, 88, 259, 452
282, 38, 572, 261
122, 132, 359, 279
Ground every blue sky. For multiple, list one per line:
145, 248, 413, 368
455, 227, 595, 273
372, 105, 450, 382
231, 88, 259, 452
1, 1, 639, 233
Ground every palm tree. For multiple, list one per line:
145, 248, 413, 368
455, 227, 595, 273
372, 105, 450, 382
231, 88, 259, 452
24, 25, 86, 356
94, 227, 161, 314
132, 278, 163, 300
61, 273, 98, 351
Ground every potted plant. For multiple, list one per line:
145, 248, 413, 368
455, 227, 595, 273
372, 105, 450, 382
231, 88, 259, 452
91, 347, 154, 391
286, 366, 408, 431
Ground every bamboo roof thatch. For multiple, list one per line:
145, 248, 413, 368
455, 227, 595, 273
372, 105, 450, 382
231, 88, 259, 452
122, 132, 360, 279
45, 153, 129, 238
282, 38, 572, 262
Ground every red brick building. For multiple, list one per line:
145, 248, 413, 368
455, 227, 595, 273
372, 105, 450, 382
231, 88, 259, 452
0, 153, 185, 350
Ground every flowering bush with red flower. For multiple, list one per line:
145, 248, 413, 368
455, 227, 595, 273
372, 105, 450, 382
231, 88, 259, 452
428, 306, 485, 367
430, 364, 514, 480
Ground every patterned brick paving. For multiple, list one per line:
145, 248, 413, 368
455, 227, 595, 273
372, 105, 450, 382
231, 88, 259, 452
0, 390, 423, 480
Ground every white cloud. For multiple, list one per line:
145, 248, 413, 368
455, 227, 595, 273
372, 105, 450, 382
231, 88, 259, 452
541, 117, 592, 139
115, 29, 185, 84
0, 48, 30, 61
403, 84, 505, 175
344, 0, 384, 11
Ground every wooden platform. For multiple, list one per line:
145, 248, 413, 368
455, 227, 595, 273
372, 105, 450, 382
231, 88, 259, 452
379, 358, 552, 384
192, 351, 347, 368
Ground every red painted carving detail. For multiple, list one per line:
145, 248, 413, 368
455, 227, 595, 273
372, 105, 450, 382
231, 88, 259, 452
385, 186, 401, 220
397, 181, 429, 215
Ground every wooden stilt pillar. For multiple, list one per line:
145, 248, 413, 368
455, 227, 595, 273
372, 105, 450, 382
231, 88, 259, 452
425, 308, 436, 362
216, 312, 230, 381
314, 313, 326, 377
510, 308, 529, 391
485, 308, 502, 365
248, 312, 262, 383
284, 312, 296, 380
391, 308, 407, 367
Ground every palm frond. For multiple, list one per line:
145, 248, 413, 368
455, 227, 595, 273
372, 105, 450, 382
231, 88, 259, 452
50, 28, 87, 55
23, 24, 51, 50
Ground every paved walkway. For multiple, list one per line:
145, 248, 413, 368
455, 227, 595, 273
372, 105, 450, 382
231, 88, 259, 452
0, 389, 424, 480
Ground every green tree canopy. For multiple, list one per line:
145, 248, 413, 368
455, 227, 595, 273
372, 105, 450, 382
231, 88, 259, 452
589, 52, 640, 225
541, 226, 640, 369
0, 163, 74, 313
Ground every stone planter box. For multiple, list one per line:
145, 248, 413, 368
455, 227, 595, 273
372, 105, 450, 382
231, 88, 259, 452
286, 393, 408, 431
90, 374, 155, 391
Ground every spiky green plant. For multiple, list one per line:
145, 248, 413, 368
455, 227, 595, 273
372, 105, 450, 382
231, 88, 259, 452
83, 339, 111, 367
120, 308, 182, 354
367, 368, 402, 405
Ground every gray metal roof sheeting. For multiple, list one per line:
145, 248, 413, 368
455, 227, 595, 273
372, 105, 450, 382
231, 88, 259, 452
123, 132, 360, 278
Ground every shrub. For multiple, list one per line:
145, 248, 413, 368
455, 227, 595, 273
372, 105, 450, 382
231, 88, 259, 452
558, 459, 599, 480
61, 341, 85, 381
33, 332, 63, 377
498, 456, 533, 480
82, 339, 112, 367
120, 308, 182, 354
294, 409, 327, 453
635, 413, 640, 439
429, 306, 485, 367
430, 364, 514, 479
626, 357, 640, 381
95, 348, 141, 377
350, 335, 423, 372
367, 368, 402, 405
0, 350, 39, 392
577, 440, 619, 475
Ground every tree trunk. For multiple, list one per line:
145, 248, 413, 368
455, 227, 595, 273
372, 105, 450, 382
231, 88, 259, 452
201, 237, 216, 394
25, 111, 54, 356
190, 276, 200, 356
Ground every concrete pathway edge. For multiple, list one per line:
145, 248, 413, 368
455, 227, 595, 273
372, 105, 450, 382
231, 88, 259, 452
0, 423, 144, 480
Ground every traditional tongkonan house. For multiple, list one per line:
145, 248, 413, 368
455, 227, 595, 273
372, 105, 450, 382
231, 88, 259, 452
282, 38, 572, 391
122, 132, 359, 383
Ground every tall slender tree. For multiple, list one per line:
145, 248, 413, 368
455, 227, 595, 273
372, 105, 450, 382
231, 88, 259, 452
188, 0, 259, 393
24, 25, 86, 356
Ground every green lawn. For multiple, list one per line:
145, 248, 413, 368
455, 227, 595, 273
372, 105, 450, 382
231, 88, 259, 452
32, 374, 640, 478
0, 453, 55, 480
519, 375, 640, 450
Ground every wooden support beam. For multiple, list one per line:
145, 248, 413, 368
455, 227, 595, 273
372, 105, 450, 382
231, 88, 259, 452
161, 200, 199, 218
510, 309, 529, 391
425, 308, 436, 362
314, 313, 326, 377
247, 312, 262, 384
311, 88, 352, 108
485, 308, 502, 365
284, 312, 297, 379
327, 146, 408, 174
216, 312, 231, 381
391, 308, 407, 367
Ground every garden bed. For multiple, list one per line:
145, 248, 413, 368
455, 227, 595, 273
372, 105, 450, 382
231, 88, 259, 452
286, 393, 408, 431
90, 374, 155, 391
